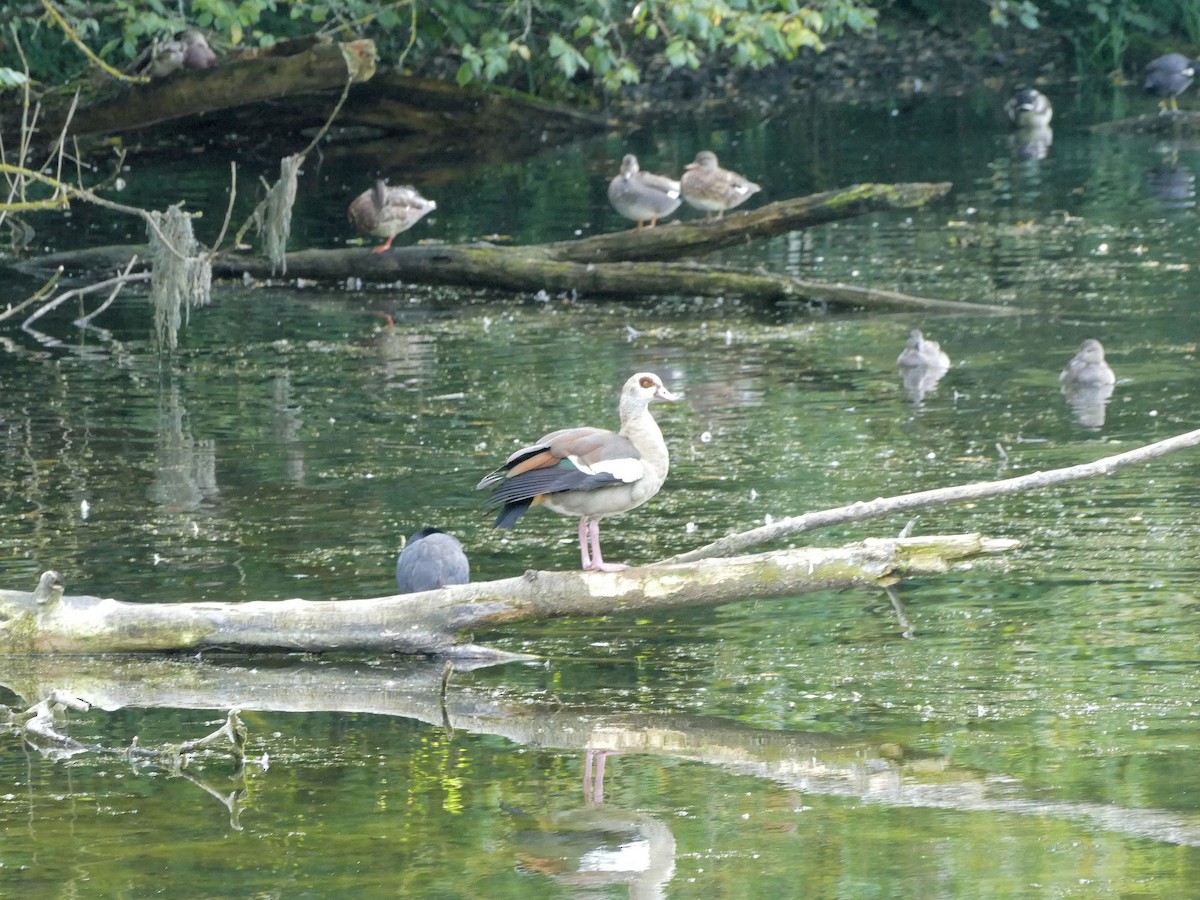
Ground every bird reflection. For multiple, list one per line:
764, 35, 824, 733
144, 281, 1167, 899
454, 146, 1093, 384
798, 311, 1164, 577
1146, 158, 1196, 211
897, 329, 951, 405
1060, 339, 1116, 429
507, 750, 677, 898
1005, 88, 1053, 162
1009, 122, 1053, 161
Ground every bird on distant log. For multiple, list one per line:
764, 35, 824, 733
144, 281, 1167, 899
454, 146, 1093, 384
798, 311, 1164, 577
1144, 53, 1197, 113
607, 154, 682, 229
33, 570, 65, 607
348, 180, 437, 253
679, 150, 761, 220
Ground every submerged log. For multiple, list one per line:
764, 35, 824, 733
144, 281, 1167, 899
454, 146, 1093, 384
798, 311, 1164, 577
0, 534, 1015, 657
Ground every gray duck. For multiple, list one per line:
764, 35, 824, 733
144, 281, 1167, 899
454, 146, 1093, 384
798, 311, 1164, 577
607, 154, 681, 229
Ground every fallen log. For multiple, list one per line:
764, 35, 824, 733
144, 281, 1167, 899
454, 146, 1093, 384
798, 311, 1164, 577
547, 181, 953, 263
13, 182, 1003, 312
0, 534, 1014, 656
33, 38, 378, 141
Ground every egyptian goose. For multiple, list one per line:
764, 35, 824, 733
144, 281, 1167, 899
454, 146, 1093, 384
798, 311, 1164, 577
1004, 88, 1053, 128
1060, 339, 1115, 386
607, 154, 682, 229
348, 180, 437, 253
477, 373, 677, 572
1144, 54, 1196, 112
679, 150, 761, 220
897, 329, 951, 370
395, 528, 470, 593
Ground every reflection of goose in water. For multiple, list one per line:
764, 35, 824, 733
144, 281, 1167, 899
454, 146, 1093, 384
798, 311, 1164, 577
507, 750, 677, 897
1060, 339, 1116, 429
896, 329, 951, 405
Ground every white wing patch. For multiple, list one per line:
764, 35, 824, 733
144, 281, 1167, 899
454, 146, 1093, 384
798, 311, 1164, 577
569, 454, 644, 484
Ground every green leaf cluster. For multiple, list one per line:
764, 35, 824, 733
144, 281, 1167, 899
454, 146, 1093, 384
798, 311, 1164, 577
4, 0, 1199, 98
0, 0, 877, 97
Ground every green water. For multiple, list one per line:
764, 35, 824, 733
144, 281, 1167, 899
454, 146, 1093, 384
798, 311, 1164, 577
3, 85, 1200, 895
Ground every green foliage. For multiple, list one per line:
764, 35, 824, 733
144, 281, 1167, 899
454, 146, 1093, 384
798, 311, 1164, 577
0, 67, 28, 89
6, 0, 1197, 97
0, 1, 879, 98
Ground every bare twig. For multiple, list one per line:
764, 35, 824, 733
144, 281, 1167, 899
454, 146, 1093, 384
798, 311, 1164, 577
210, 162, 237, 254
0, 265, 62, 323
22, 266, 150, 329
665, 428, 1200, 563
74, 255, 144, 327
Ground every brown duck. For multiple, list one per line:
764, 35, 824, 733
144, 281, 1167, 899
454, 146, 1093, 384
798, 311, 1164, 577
348, 180, 437, 253
679, 150, 761, 219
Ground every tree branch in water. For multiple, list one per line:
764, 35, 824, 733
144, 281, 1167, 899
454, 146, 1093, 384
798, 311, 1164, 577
667, 427, 1200, 563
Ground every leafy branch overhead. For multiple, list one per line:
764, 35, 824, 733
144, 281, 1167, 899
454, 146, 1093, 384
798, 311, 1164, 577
1, 0, 1197, 96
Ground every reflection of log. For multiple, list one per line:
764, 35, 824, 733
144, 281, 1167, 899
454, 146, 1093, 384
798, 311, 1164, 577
1090, 111, 1200, 137
0, 534, 1014, 655
7, 656, 1200, 847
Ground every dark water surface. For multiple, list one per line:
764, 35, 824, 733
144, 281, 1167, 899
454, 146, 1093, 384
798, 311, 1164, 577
3, 84, 1200, 895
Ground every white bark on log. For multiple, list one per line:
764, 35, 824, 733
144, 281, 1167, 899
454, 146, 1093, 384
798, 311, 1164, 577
0, 535, 1014, 656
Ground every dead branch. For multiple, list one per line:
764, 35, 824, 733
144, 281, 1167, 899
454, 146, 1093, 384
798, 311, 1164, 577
8, 691, 250, 773
0, 265, 61, 322
667, 427, 1200, 563
22, 260, 148, 329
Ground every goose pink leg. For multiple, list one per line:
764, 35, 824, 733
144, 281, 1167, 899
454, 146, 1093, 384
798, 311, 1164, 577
586, 518, 628, 572
577, 518, 592, 569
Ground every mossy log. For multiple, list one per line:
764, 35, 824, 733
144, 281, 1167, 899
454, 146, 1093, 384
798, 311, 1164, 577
33, 38, 378, 142
16, 182, 998, 312
0, 535, 1014, 657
